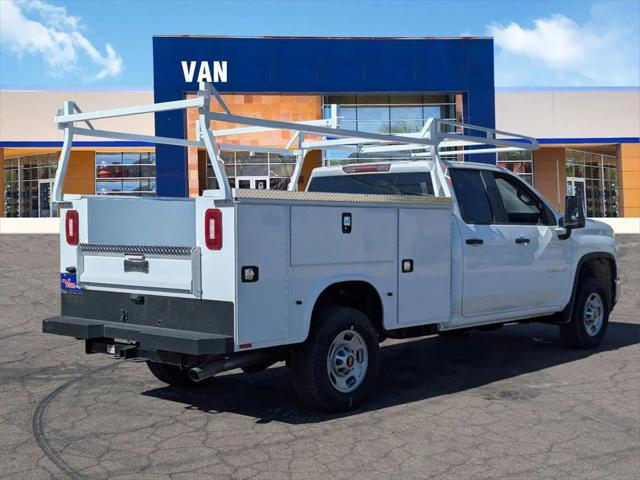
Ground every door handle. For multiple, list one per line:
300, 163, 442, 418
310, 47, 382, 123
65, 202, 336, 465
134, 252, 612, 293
515, 237, 530, 244
465, 238, 484, 245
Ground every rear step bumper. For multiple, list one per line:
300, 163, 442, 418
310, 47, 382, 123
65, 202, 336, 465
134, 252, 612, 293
43, 290, 235, 356
43, 316, 234, 355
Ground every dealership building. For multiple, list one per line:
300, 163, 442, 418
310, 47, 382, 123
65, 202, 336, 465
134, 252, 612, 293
1, 36, 639, 219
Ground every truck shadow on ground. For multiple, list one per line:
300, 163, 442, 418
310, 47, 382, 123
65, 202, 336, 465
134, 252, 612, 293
143, 320, 639, 424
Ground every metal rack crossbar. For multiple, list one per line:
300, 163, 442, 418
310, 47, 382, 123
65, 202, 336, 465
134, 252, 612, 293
52, 82, 538, 202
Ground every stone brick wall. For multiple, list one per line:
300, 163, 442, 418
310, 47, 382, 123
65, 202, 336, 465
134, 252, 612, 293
186, 94, 322, 196
533, 147, 566, 211
618, 144, 640, 217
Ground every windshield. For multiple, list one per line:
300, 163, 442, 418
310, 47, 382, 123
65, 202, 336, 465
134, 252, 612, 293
307, 172, 434, 196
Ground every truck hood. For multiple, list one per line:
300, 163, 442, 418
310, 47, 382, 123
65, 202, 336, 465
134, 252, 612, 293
584, 218, 615, 238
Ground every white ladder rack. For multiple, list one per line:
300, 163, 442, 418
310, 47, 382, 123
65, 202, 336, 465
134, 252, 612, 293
52, 82, 538, 202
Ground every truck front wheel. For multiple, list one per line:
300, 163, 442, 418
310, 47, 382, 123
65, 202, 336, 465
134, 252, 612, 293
559, 278, 609, 349
292, 307, 380, 412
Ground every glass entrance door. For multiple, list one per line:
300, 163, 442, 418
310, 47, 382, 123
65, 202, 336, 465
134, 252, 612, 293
567, 177, 587, 216
38, 179, 56, 217
236, 176, 270, 190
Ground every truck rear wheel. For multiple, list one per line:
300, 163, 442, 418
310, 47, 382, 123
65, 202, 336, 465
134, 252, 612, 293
146, 361, 200, 387
559, 278, 609, 349
292, 307, 380, 412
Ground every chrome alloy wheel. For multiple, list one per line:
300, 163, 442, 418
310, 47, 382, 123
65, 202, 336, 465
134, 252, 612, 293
583, 292, 604, 337
326, 329, 369, 393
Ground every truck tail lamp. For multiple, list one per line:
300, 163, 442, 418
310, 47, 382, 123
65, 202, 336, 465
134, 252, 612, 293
65, 210, 79, 245
204, 208, 223, 250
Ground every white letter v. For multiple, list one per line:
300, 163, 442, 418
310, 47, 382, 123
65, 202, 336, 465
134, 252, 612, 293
181, 61, 196, 83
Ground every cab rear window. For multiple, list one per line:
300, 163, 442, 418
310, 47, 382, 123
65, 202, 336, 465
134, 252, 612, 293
307, 172, 434, 196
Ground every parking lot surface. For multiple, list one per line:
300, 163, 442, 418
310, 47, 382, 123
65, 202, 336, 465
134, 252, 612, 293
0, 234, 638, 479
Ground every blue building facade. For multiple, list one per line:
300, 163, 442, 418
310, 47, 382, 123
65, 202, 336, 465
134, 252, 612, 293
152, 36, 495, 197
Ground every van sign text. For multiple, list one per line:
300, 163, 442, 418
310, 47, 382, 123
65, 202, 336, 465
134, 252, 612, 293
181, 61, 227, 83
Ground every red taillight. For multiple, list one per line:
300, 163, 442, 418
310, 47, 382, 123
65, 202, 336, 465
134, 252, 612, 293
65, 210, 79, 245
204, 209, 222, 250
342, 164, 391, 173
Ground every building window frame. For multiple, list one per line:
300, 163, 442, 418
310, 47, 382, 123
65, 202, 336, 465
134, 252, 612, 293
321, 94, 459, 166
95, 151, 156, 196
566, 148, 618, 217
205, 150, 297, 190
3, 153, 58, 218
497, 150, 534, 186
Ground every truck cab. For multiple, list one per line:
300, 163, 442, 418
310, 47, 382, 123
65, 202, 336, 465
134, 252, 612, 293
308, 159, 619, 336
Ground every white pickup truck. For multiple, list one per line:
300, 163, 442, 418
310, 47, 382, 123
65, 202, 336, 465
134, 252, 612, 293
44, 84, 620, 412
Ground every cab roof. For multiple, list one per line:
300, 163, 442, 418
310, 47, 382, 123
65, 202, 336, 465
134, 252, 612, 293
310, 160, 432, 177
310, 159, 507, 177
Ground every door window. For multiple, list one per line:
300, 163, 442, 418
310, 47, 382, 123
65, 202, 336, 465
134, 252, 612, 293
567, 178, 588, 215
449, 169, 493, 224
38, 181, 52, 217
492, 174, 551, 225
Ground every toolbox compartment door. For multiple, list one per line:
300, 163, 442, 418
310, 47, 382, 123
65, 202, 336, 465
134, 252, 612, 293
77, 244, 201, 296
75, 196, 201, 298
397, 206, 452, 326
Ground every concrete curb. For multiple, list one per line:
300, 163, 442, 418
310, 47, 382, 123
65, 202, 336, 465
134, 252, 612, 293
0, 218, 60, 234
593, 218, 640, 235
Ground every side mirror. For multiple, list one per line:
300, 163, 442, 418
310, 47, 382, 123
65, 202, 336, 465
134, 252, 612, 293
562, 195, 585, 229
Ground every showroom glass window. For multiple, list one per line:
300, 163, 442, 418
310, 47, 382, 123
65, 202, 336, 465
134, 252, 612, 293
497, 150, 534, 185
321, 94, 458, 166
3, 153, 58, 217
205, 150, 297, 190
566, 149, 618, 217
96, 152, 156, 196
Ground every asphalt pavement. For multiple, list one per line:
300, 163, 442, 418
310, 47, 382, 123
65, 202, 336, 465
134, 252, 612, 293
0, 234, 638, 479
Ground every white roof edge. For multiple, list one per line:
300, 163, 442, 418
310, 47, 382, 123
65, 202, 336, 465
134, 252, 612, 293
496, 86, 640, 93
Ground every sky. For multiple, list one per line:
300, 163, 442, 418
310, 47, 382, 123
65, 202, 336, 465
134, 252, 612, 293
1, 0, 639, 90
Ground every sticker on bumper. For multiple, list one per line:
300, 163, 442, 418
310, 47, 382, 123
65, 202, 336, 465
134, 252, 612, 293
61, 273, 84, 293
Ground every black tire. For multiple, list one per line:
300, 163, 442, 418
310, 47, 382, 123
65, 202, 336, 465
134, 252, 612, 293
292, 307, 380, 413
146, 361, 200, 387
560, 278, 609, 349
